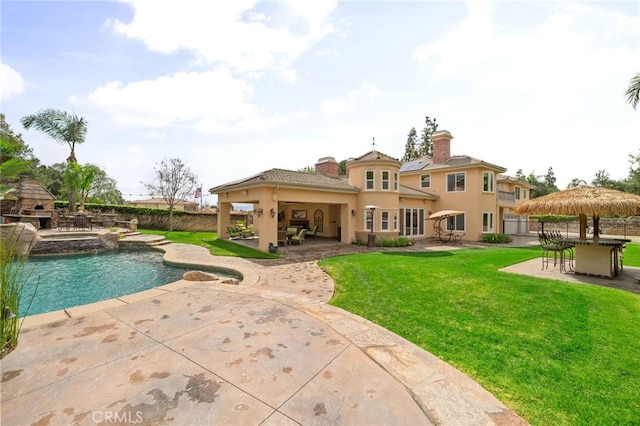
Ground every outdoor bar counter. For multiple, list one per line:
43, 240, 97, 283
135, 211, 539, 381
566, 238, 628, 279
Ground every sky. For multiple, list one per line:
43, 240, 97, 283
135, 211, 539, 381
1, 0, 639, 207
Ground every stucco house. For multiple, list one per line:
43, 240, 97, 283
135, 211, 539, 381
210, 130, 534, 252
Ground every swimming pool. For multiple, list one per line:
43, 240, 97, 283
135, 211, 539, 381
19, 250, 237, 316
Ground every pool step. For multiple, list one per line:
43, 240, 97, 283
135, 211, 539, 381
119, 234, 170, 248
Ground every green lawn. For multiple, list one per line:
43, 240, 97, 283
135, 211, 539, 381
319, 246, 640, 426
137, 229, 279, 259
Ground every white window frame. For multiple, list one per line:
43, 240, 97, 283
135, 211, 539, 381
381, 210, 390, 230
482, 212, 494, 233
420, 174, 431, 189
446, 213, 465, 232
394, 172, 399, 191
381, 170, 390, 191
364, 209, 374, 231
399, 207, 426, 237
483, 172, 494, 193
446, 172, 466, 192
365, 169, 374, 191
515, 186, 521, 200
393, 209, 399, 231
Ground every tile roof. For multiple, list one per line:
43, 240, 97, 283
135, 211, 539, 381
350, 150, 400, 162
210, 168, 359, 193
400, 155, 506, 172
399, 185, 438, 200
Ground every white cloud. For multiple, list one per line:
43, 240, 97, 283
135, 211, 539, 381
321, 99, 352, 116
280, 68, 298, 84
88, 68, 256, 129
321, 83, 380, 116
0, 63, 24, 102
108, 0, 337, 73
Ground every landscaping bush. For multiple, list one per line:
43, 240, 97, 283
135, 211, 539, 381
352, 237, 414, 247
0, 227, 36, 358
479, 233, 512, 244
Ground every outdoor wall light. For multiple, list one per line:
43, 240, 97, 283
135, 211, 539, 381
351, 209, 356, 217
255, 208, 263, 217
270, 208, 276, 218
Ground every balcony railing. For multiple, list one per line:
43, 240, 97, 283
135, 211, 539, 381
498, 190, 515, 202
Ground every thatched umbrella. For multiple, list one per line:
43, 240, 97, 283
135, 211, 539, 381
514, 185, 640, 239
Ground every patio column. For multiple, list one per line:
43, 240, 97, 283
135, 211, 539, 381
217, 202, 232, 239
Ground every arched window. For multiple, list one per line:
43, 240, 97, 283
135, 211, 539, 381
314, 209, 323, 232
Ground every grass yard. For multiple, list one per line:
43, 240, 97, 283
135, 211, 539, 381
137, 229, 278, 259
319, 246, 640, 425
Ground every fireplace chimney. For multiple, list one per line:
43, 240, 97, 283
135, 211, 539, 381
315, 156, 339, 177
432, 130, 453, 164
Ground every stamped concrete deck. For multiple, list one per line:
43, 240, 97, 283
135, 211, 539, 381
3, 232, 635, 425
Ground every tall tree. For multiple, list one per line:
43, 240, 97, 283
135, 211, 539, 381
622, 150, 640, 194
402, 127, 419, 162
526, 167, 558, 198
86, 167, 123, 204
625, 73, 640, 110
418, 116, 438, 157
20, 109, 88, 211
0, 115, 32, 196
143, 158, 198, 231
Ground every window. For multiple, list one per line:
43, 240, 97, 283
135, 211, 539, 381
366, 170, 374, 190
393, 210, 398, 230
314, 209, 323, 232
482, 212, 494, 233
399, 208, 425, 237
446, 213, 465, 231
365, 209, 374, 231
447, 172, 466, 192
515, 187, 521, 200
523, 189, 527, 199
420, 174, 431, 188
381, 170, 390, 190
483, 172, 494, 192
381, 210, 390, 230
394, 172, 399, 191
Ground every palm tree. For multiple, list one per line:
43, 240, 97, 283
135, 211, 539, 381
625, 73, 640, 110
21, 109, 88, 211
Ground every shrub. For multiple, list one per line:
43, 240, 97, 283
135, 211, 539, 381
479, 233, 512, 244
352, 237, 414, 247
0, 227, 37, 358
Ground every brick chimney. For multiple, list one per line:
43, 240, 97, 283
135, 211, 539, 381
315, 156, 339, 177
432, 130, 453, 164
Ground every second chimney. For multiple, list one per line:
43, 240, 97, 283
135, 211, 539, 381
432, 130, 453, 164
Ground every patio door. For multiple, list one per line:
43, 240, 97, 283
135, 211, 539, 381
400, 208, 425, 237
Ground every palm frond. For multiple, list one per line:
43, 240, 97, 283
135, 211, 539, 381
624, 73, 640, 110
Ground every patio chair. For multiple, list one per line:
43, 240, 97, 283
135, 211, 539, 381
306, 225, 318, 238
236, 223, 254, 238
290, 229, 306, 245
227, 225, 244, 239
538, 231, 573, 272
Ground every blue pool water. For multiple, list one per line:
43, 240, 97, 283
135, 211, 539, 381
19, 250, 234, 316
